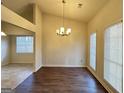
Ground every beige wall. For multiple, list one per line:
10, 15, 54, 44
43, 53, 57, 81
10, 36, 35, 63
2, 21, 35, 36
1, 5, 35, 32
1, 4, 43, 72
42, 14, 87, 67
1, 36, 10, 66
87, 0, 122, 92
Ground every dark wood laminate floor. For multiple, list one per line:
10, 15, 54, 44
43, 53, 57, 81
15, 67, 108, 93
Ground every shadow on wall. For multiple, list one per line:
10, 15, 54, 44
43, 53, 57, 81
1, 0, 34, 23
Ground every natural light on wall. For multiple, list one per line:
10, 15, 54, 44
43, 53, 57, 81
104, 22, 122, 93
90, 33, 96, 70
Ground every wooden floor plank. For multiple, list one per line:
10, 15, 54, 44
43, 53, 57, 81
15, 67, 108, 93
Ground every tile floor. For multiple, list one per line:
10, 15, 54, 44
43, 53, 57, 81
1, 63, 33, 89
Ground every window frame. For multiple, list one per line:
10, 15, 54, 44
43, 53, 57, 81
16, 35, 34, 54
89, 32, 97, 71
103, 21, 123, 93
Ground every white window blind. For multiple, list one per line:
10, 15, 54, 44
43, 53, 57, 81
90, 33, 96, 70
16, 36, 33, 53
104, 22, 122, 93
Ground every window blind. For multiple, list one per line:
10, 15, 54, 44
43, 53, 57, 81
90, 33, 96, 70
16, 36, 33, 53
104, 22, 122, 93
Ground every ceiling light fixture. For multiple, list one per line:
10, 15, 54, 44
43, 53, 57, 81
78, 3, 83, 8
56, 0, 71, 36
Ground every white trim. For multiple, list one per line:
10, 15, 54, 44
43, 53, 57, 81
1, 61, 9, 66
42, 64, 86, 67
87, 66, 113, 93
35, 65, 42, 72
11, 61, 34, 63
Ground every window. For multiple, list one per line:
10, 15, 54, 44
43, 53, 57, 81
90, 33, 96, 70
104, 22, 122, 93
16, 36, 34, 53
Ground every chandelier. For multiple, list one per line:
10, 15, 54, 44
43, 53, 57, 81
56, 0, 71, 36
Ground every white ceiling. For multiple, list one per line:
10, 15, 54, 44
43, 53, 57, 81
37, 0, 108, 22
2, 0, 108, 22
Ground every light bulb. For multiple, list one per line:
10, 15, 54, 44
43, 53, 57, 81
66, 28, 71, 35
60, 27, 65, 35
56, 29, 59, 34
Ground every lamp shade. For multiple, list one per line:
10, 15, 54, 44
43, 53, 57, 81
66, 28, 71, 35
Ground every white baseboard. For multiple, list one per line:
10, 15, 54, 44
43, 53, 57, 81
87, 66, 113, 93
42, 64, 86, 67
11, 61, 33, 64
34, 65, 42, 72
2, 61, 9, 66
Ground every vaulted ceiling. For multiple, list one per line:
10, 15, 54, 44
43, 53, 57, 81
37, 0, 108, 22
2, 0, 108, 22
